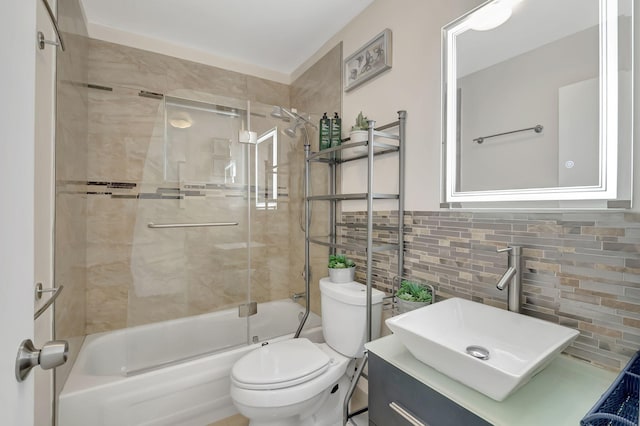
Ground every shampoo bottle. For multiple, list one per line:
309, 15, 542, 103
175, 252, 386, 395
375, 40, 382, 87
319, 112, 331, 150
330, 112, 342, 147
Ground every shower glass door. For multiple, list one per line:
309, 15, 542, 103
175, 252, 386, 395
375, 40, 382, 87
125, 93, 252, 374
246, 103, 322, 343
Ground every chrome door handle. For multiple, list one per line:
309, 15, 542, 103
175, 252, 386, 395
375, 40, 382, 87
15, 339, 68, 382
389, 401, 430, 426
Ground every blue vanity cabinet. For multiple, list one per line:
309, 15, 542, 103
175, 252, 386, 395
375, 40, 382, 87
368, 352, 491, 426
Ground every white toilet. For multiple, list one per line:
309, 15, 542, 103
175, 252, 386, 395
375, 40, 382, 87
230, 278, 384, 426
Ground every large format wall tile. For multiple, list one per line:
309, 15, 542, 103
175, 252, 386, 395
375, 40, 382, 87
89, 40, 168, 93
55, 0, 89, 395
289, 44, 342, 315
85, 39, 299, 333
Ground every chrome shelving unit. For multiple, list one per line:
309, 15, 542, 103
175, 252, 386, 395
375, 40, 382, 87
303, 111, 406, 425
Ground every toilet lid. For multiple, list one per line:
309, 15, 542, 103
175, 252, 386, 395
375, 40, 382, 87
231, 338, 331, 390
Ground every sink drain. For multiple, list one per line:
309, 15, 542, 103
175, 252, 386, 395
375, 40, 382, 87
466, 345, 490, 360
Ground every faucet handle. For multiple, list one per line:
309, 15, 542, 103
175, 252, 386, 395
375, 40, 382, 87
497, 246, 513, 253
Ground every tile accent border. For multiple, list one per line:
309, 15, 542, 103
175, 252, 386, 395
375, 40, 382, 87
57, 180, 288, 200
343, 210, 640, 371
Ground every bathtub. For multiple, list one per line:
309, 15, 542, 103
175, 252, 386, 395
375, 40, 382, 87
59, 299, 322, 426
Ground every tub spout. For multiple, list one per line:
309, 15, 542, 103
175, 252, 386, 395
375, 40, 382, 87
291, 292, 306, 302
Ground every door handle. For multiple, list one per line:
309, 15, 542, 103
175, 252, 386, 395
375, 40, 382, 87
15, 339, 68, 382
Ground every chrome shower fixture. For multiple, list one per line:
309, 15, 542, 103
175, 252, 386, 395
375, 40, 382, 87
270, 106, 317, 130
284, 124, 300, 138
270, 106, 290, 121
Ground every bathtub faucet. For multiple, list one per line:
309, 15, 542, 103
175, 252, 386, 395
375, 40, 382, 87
291, 292, 306, 302
496, 245, 522, 313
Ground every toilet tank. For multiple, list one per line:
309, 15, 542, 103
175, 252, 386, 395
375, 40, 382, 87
319, 278, 385, 358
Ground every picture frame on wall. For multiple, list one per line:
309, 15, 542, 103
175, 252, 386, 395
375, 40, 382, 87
344, 29, 392, 92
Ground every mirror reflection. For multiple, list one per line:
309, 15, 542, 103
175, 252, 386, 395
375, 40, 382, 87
256, 128, 279, 210
443, 0, 633, 202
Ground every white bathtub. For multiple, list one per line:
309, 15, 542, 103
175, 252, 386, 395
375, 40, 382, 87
59, 299, 322, 426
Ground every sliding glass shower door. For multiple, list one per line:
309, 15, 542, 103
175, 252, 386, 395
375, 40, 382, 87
125, 94, 253, 372
246, 103, 321, 343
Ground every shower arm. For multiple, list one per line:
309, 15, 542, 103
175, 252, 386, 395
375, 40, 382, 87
279, 107, 318, 130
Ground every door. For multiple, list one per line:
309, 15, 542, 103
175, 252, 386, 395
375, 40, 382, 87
0, 1, 38, 425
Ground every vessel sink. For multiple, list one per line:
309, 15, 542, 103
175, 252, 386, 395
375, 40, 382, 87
385, 297, 579, 401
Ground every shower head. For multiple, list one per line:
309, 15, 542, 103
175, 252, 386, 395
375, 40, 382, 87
284, 124, 299, 138
270, 106, 317, 130
271, 105, 316, 147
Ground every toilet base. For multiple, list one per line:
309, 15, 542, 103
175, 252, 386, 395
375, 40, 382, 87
242, 374, 351, 426
304, 374, 350, 426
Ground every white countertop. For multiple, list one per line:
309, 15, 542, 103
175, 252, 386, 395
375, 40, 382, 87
366, 334, 617, 426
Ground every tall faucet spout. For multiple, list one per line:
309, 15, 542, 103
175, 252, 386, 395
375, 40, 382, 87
495, 245, 522, 312
496, 266, 517, 290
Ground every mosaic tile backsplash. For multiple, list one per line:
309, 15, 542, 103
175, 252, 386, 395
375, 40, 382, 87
343, 210, 640, 371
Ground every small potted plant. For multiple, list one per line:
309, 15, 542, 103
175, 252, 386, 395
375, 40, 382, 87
395, 279, 434, 313
328, 254, 356, 283
349, 111, 369, 143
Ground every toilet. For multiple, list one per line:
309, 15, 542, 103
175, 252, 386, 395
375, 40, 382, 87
230, 278, 384, 426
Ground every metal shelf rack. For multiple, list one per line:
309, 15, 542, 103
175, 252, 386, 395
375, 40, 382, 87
302, 111, 406, 425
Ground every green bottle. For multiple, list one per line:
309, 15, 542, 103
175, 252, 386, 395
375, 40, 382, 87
330, 112, 342, 147
319, 112, 331, 150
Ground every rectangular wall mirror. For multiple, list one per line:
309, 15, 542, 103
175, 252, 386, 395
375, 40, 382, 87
442, 0, 633, 206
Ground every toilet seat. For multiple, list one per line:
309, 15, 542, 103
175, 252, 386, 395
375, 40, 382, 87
231, 338, 331, 390
230, 342, 350, 409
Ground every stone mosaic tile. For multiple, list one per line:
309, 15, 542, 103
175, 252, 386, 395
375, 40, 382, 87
342, 210, 640, 371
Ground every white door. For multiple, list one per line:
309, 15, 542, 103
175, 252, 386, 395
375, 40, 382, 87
1, 1, 38, 425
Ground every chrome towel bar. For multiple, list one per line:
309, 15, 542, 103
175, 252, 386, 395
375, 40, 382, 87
34, 284, 64, 320
474, 124, 543, 144
147, 222, 238, 229
39, 0, 65, 51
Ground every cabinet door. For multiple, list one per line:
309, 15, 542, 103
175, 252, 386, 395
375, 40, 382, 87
368, 353, 491, 426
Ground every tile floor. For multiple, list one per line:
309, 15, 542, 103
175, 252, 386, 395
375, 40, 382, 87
207, 414, 248, 426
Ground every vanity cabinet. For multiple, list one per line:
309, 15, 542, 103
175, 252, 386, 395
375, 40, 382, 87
366, 335, 618, 426
368, 353, 491, 426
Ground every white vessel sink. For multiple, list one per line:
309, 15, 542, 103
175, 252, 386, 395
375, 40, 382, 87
385, 297, 579, 401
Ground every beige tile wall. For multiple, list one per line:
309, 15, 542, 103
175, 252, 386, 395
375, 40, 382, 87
55, 0, 89, 395
85, 39, 298, 334
290, 43, 343, 315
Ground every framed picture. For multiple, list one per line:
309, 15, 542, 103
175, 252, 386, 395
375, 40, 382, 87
344, 29, 392, 92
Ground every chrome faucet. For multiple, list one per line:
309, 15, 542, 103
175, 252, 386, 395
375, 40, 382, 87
291, 292, 306, 302
496, 246, 522, 313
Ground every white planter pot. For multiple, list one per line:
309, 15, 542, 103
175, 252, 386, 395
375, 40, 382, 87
396, 298, 431, 314
328, 267, 356, 283
349, 130, 368, 143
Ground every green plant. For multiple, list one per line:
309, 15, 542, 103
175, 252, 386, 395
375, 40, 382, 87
351, 111, 369, 131
328, 254, 356, 269
396, 280, 433, 303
